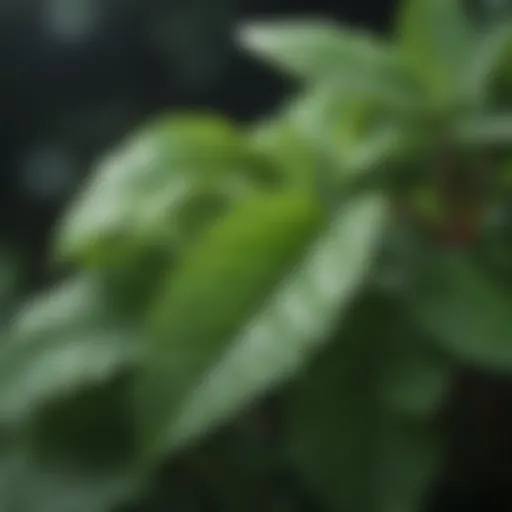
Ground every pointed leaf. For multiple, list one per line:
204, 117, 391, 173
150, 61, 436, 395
452, 112, 512, 146
136, 190, 326, 460
396, 0, 476, 103
55, 115, 271, 267
283, 82, 417, 184
249, 120, 322, 189
284, 295, 449, 511
138, 193, 387, 463
0, 275, 138, 424
463, 21, 512, 106
238, 19, 421, 107
410, 251, 512, 371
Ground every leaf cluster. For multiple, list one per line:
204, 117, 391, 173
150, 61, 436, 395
1, 1, 512, 510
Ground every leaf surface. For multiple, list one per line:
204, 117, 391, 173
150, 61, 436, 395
284, 295, 450, 511
137, 192, 387, 463
396, 0, 476, 104
410, 252, 512, 371
239, 19, 420, 107
0, 275, 138, 424
55, 115, 270, 267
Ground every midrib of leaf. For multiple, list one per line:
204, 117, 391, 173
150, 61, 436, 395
153, 194, 388, 460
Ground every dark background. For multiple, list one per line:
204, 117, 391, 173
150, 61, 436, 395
0, 0, 394, 286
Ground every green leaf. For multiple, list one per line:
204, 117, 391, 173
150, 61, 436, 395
0, 370, 144, 512
0, 444, 140, 512
381, 331, 453, 419
249, 119, 322, 189
137, 192, 387, 464
283, 82, 417, 185
238, 19, 420, 108
409, 251, 512, 371
54, 114, 271, 268
452, 112, 512, 146
396, 0, 476, 104
284, 294, 448, 512
0, 275, 138, 424
136, 189, 326, 460
463, 21, 512, 106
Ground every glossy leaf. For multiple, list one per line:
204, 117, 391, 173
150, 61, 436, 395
463, 21, 512, 106
284, 295, 448, 511
138, 193, 387, 463
410, 251, 512, 371
396, 0, 476, 104
0, 444, 140, 512
249, 119, 322, 189
136, 189, 326, 460
0, 275, 138, 425
452, 112, 512, 146
238, 19, 420, 108
283, 82, 417, 185
54, 114, 271, 268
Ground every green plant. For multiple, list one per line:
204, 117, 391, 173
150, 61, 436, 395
1, 0, 512, 510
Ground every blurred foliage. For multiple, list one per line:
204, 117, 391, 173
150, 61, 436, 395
1, 0, 512, 511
